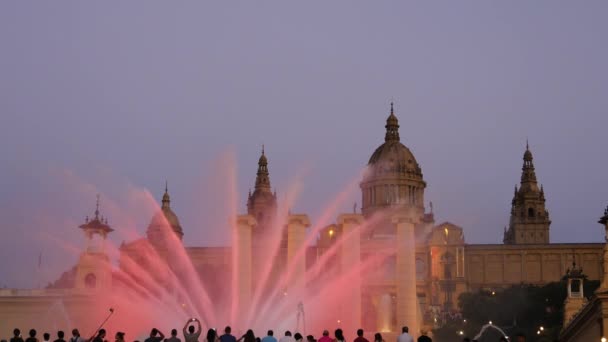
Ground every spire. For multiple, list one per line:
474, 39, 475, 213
520, 141, 538, 192
162, 181, 171, 209
255, 144, 271, 191
505, 141, 550, 244
95, 194, 100, 220
385, 102, 400, 142
78, 193, 113, 234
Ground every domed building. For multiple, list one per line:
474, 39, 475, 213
361, 102, 426, 220
1, 103, 606, 340
147, 183, 184, 244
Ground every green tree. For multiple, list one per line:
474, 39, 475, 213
432, 280, 600, 341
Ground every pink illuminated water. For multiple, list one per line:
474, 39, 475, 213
19, 159, 404, 341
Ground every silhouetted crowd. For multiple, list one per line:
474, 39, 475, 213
2, 320, 528, 342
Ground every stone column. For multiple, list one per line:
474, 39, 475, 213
287, 214, 311, 294
393, 212, 419, 338
236, 215, 256, 311
338, 213, 364, 330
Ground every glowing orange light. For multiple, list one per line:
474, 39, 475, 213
329, 229, 334, 237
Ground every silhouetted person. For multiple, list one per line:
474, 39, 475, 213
11, 329, 24, 342
278, 332, 294, 342
373, 334, 383, 342
43, 334, 51, 342
317, 331, 330, 342
115, 332, 125, 342
92, 329, 106, 342
205, 329, 219, 342
25, 329, 39, 342
293, 334, 302, 342
70, 330, 85, 342
145, 329, 165, 342
396, 327, 412, 342
183, 319, 201, 342
416, 330, 431, 342
333, 330, 344, 342
261, 331, 276, 342
54, 331, 66, 342
306, 336, 315, 342
353, 330, 367, 342
219, 327, 236, 342
238, 330, 255, 342
166, 330, 180, 342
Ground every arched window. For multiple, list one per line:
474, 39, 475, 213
84, 273, 97, 289
528, 207, 535, 218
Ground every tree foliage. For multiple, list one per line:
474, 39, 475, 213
432, 280, 600, 341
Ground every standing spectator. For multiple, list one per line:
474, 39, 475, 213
115, 332, 125, 342
166, 330, 181, 342
278, 332, 294, 342
11, 329, 24, 342
204, 329, 218, 342
219, 328, 236, 342
317, 331, 330, 342
183, 319, 202, 342
353, 330, 367, 342
261, 331, 276, 342
92, 329, 106, 342
69, 330, 84, 342
145, 329, 165, 342
333, 330, 345, 342
416, 330, 431, 342
238, 330, 255, 342
396, 327, 412, 342
54, 331, 66, 342
25, 330, 38, 342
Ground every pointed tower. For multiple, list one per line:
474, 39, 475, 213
503, 143, 551, 244
75, 195, 113, 290
147, 182, 184, 246
247, 145, 278, 233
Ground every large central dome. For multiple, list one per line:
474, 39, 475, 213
360, 103, 426, 219
366, 104, 423, 180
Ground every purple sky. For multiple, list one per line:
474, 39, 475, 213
1, 2, 607, 288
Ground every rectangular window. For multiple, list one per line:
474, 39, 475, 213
456, 247, 465, 277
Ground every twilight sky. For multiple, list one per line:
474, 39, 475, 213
1, 2, 607, 288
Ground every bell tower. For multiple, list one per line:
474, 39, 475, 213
75, 195, 113, 290
503, 142, 551, 244
247, 145, 278, 238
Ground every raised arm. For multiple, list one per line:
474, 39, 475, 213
183, 320, 191, 336
157, 330, 165, 340
195, 320, 202, 335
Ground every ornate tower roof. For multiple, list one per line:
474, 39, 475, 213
384, 102, 400, 142
247, 146, 277, 227
366, 103, 423, 178
503, 142, 551, 244
79, 194, 113, 234
147, 183, 184, 243
519, 141, 539, 193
